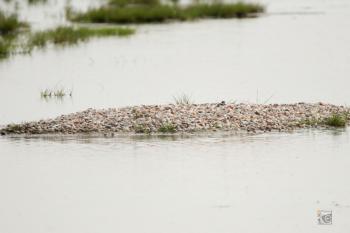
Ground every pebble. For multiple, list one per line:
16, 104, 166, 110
0, 102, 348, 135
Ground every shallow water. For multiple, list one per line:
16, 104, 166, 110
1, 0, 350, 232
1, 129, 350, 233
1, 0, 350, 124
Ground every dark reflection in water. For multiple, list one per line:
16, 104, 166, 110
2, 128, 348, 147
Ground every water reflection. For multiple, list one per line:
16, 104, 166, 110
0, 129, 349, 233
2, 128, 348, 147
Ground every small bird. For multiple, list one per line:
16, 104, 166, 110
216, 101, 226, 107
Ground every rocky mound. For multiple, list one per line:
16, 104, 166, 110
1, 102, 349, 135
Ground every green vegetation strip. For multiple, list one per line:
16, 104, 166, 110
1, 10, 135, 60
69, 2, 264, 24
28, 26, 135, 48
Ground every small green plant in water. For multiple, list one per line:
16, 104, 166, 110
158, 123, 177, 133
40, 89, 52, 98
323, 114, 347, 127
54, 89, 66, 97
40, 88, 73, 99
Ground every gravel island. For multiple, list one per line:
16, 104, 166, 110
1, 102, 349, 135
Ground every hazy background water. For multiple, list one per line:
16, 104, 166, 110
1, 0, 350, 232
1, 0, 350, 124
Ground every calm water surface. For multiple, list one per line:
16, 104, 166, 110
0, 0, 349, 232
1, 129, 350, 233
1, 0, 350, 124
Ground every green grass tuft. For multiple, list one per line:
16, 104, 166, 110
323, 114, 347, 127
40, 88, 73, 99
158, 123, 177, 133
69, 2, 265, 24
